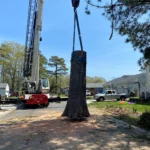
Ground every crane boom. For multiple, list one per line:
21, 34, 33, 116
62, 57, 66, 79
22, 0, 50, 105
31, 0, 43, 88
23, 0, 38, 78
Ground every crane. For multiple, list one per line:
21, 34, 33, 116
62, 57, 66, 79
22, 0, 50, 106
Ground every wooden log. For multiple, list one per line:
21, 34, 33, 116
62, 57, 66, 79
62, 50, 90, 120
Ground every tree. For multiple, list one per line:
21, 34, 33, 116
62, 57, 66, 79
39, 52, 49, 78
86, 76, 106, 83
0, 41, 49, 93
48, 56, 68, 93
0, 41, 24, 92
85, 0, 150, 69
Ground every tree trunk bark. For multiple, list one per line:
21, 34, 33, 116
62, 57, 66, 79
62, 51, 90, 120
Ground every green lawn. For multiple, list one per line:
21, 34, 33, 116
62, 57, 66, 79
59, 94, 68, 98
86, 96, 93, 99
89, 101, 150, 113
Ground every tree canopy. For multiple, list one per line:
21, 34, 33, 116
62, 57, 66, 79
85, 0, 150, 69
0, 41, 50, 92
86, 76, 106, 83
0, 41, 24, 92
48, 56, 68, 93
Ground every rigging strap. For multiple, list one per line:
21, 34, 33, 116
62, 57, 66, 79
72, 8, 83, 52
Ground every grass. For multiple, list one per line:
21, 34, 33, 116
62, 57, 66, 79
59, 95, 94, 99
59, 94, 68, 98
8, 97, 18, 99
89, 101, 150, 113
86, 96, 93, 100
115, 114, 139, 126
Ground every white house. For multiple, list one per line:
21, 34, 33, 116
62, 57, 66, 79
145, 61, 150, 88
0, 83, 10, 98
142, 61, 150, 97
105, 73, 147, 96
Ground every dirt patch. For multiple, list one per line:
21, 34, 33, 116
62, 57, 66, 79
0, 108, 150, 150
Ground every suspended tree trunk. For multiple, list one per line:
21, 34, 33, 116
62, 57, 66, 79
62, 50, 90, 120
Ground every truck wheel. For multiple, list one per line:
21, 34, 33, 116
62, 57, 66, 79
45, 102, 49, 107
100, 97, 104, 101
120, 96, 125, 101
97, 98, 100, 102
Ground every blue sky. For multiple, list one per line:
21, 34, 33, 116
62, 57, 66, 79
0, 0, 142, 81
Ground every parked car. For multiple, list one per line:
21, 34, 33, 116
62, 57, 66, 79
94, 90, 127, 101
86, 90, 91, 96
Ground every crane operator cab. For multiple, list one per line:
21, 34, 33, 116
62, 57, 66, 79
40, 78, 50, 98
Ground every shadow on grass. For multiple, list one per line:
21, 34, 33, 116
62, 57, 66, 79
115, 114, 139, 126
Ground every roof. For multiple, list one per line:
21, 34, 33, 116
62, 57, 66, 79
86, 83, 103, 88
0, 83, 8, 88
106, 73, 146, 85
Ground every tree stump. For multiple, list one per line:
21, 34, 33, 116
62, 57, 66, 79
62, 50, 90, 120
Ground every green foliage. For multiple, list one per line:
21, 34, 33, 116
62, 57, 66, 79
85, 0, 150, 69
39, 52, 49, 78
0, 41, 24, 91
48, 56, 68, 75
86, 76, 106, 83
0, 41, 50, 92
48, 56, 68, 93
132, 108, 137, 113
138, 111, 150, 130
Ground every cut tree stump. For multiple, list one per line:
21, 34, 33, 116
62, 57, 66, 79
62, 50, 90, 120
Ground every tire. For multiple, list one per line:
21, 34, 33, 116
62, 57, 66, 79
97, 97, 104, 102
45, 102, 49, 107
120, 96, 125, 101
97, 98, 100, 102
100, 97, 104, 101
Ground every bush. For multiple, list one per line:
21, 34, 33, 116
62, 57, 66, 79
138, 111, 150, 130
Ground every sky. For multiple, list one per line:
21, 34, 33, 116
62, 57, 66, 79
0, 0, 143, 81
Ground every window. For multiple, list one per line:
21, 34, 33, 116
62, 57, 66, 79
112, 91, 115, 94
41, 79, 49, 87
107, 91, 112, 94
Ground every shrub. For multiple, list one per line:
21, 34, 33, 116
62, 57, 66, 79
137, 111, 150, 130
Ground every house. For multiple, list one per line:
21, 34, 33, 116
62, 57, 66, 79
86, 83, 104, 95
145, 61, 150, 88
105, 73, 148, 96
63, 83, 104, 96
0, 83, 10, 98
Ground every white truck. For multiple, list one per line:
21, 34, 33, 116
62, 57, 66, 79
94, 90, 127, 101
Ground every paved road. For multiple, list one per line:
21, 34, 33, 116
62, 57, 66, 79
0, 100, 95, 121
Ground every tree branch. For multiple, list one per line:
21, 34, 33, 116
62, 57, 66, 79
109, 0, 114, 40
